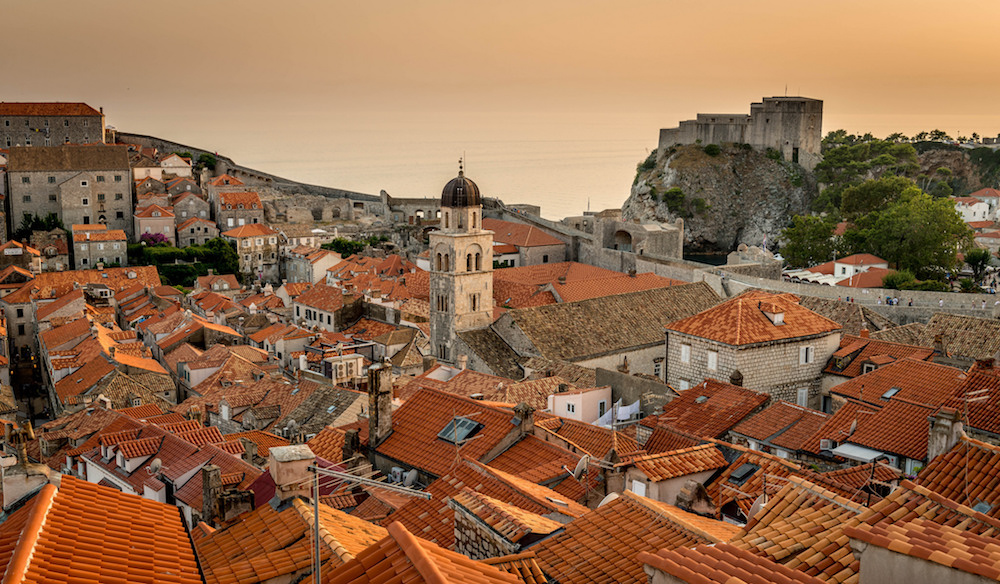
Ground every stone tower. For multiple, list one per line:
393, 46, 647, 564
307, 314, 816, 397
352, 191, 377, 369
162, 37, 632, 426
429, 164, 494, 363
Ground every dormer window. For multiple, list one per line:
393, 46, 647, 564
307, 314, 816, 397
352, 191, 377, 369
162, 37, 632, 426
152, 211, 160, 217
862, 363, 876, 374
438, 416, 483, 445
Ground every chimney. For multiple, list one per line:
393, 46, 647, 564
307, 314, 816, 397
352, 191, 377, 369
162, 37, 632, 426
934, 334, 947, 355
859, 328, 870, 339
628, 269, 637, 278
926, 408, 963, 463
422, 355, 437, 373
201, 464, 222, 526
457, 355, 468, 370
342, 428, 360, 464
557, 276, 566, 285
239, 437, 258, 465
207, 268, 214, 276
729, 369, 744, 387
513, 402, 535, 436
557, 383, 568, 393
267, 445, 316, 503
368, 360, 393, 449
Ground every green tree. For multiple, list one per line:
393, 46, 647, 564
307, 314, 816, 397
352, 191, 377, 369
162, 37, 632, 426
929, 129, 952, 142
886, 132, 908, 143
965, 248, 993, 283
882, 270, 916, 290
840, 175, 918, 219
847, 190, 972, 280
960, 278, 979, 293
704, 144, 721, 156
196, 153, 217, 170
780, 215, 836, 268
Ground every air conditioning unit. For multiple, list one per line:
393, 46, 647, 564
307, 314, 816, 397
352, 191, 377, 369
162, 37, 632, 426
820, 439, 835, 451
390, 467, 404, 483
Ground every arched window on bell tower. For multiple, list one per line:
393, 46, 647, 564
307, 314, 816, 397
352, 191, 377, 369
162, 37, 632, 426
466, 253, 473, 272
475, 253, 481, 271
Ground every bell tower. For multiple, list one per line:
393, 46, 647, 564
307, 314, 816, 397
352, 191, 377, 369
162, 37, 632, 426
429, 161, 494, 363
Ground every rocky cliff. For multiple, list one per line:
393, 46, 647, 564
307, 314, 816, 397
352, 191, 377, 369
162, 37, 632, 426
622, 144, 818, 253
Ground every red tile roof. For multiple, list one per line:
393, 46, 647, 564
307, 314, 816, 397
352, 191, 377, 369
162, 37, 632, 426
294, 283, 349, 313
115, 403, 164, 420
535, 415, 641, 459
731, 401, 830, 452
134, 203, 175, 218
206, 174, 244, 187
619, 443, 728, 481
837, 253, 887, 265
221, 223, 277, 238
639, 542, 828, 584
830, 358, 965, 408
219, 191, 263, 209
666, 291, 842, 346
552, 271, 686, 303
824, 334, 935, 378
0, 102, 102, 116
0, 476, 201, 584
483, 218, 564, 247
641, 378, 769, 440
915, 436, 1000, 519
533, 491, 739, 584
835, 267, 894, 288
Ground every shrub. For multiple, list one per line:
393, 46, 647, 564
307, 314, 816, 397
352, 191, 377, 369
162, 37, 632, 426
766, 148, 783, 161
704, 144, 721, 156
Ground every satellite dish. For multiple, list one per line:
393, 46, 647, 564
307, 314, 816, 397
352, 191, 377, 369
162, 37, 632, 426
747, 493, 768, 522
597, 492, 619, 508
403, 469, 418, 487
848, 418, 858, 436
148, 458, 163, 475
572, 455, 591, 481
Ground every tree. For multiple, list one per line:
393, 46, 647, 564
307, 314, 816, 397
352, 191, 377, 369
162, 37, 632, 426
12, 213, 65, 242
882, 270, 916, 290
929, 129, 952, 142
965, 248, 992, 283
886, 132, 908, 143
840, 175, 918, 219
847, 190, 972, 280
196, 153, 217, 170
914, 131, 929, 141
780, 215, 836, 268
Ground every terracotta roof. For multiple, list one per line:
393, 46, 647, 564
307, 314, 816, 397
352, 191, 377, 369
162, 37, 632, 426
846, 518, 1000, 580
731, 401, 830, 452
451, 487, 563, 542
177, 216, 218, 231
642, 425, 704, 454
54, 356, 116, 404
479, 552, 549, 584
520, 357, 597, 387
485, 434, 588, 498
639, 542, 828, 584
824, 334, 934, 378
483, 218, 564, 247
219, 190, 263, 209
134, 203, 175, 218
194, 498, 387, 584
619, 443, 728, 481
836, 253, 887, 266
535, 416, 640, 459
505, 282, 720, 362
843, 399, 937, 461
785, 480, 1000, 584
944, 368, 1000, 435
294, 283, 349, 313
35, 289, 85, 321
2, 265, 160, 305
876, 313, 1000, 363
115, 403, 164, 420
206, 174, 244, 187
830, 358, 965, 408
222, 429, 290, 457
326, 522, 520, 584
222, 223, 277, 238
0, 102, 102, 116
533, 491, 739, 584
798, 297, 899, 337
641, 378, 769, 440
915, 436, 1000, 520
551, 272, 686, 303
666, 291, 841, 346
835, 267, 895, 288
822, 461, 903, 493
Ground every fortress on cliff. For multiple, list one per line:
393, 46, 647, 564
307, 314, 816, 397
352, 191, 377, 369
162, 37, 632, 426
658, 96, 823, 170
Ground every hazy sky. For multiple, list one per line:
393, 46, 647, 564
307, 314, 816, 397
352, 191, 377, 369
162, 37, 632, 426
7, 1, 1000, 211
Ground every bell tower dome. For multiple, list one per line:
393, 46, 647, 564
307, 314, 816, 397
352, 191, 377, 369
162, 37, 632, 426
429, 161, 494, 363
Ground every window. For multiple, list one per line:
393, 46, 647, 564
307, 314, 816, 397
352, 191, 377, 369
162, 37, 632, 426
63, 119, 69, 127
80, 180, 88, 187
83, 216, 90, 224
22, 195, 30, 203
44, 119, 49, 127
862, 363, 876, 374
82, 198, 89, 206
705, 350, 718, 370
679, 379, 690, 391
49, 194, 56, 202
598, 400, 607, 417
256, 238, 263, 245
567, 403, 576, 414
799, 346, 815, 365
115, 193, 122, 200
116, 211, 124, 219
17, 325, 24, 336
438, 416, 485, 445
48, 176, 55, 184
16, 308, 23, 318
24, 137, 30, 146
242, 240, 250, 247
680, 344, 691, 363
114, 175, 122, 182
64, 136, 70, 144
543, 254, 549, 263
796, 387, 809, 407
654, 362, 662, 377
228, 218, 234, 227
97, 193, 105, 201
728, 463, 760, 486
630, 480, 647, 497
21, 177, 29, 184
82, 258, 89, 265
98, 243, 104, 250
96, 175, 105, 182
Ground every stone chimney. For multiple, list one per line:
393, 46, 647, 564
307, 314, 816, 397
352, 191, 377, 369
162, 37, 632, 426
513, 402, 535, 436
239, 437, 258, 465
674, 479, 717, 516
926, 408, 963, 463
457, 355, 468, 370
267, 444, 316, 503
422, 355, 437, 372
342, 428, 360, 466
201, 464, 222, 526
729, 369, 744, 387
934, 333, 947, 355
368, 360, 393, 449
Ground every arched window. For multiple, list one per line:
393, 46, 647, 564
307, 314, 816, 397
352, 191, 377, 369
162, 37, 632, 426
444, 212, 449, 229
436, 253, 442, 271
467, 254, 473, 272
458, 213, 463, 229
444, 254, 450, 271
475, 253, 481, 271
472, 213, 476, 228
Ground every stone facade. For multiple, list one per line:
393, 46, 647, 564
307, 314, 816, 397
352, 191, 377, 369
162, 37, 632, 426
6, 146, 132, 238
172, 193, 210, 223
0, 103, 105, 148
30, 229, 69, 272
216, 191, 265, 231
177, 218, 219, 247
72, 230, 128, 269
451, 506, 518, 560
429, 196, 494, 363
664, 331, 841, 409
223, 224, 280, 282
133, 205, 175, 245
658, 96, 823, 170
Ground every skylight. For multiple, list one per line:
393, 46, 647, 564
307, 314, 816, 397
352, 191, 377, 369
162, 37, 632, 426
973, 500, 993, 514
728, 463, 760, 486
881, 387, 901, 400
438, 416, 483, 445
695, 396, 709, 404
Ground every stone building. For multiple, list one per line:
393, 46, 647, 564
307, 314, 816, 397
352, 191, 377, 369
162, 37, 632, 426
176, 218, 219, 247
482, 217, 566, 266
171, 192, 211, 224
222, 223, 280, 282
0, 102, 105, 148
0, 240, 42, 274
133, 204, 176, 245
165, 177, 200, 197
429, 168, 494, 363
658, 96, 823, 170
30, 228, 69, 272
216, 191, 265, 230
6, 145, 133, 238
284, 246, 341, 284
72, 227, 127, 269
664, 291, 842, 409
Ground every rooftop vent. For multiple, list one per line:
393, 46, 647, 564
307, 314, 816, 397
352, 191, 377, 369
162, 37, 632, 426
728, 463, 760, 486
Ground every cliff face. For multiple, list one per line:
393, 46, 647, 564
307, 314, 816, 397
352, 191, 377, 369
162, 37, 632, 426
622, 145, 818, 253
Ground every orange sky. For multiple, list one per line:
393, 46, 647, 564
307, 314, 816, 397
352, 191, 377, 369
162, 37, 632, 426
7, 0, 1000, 133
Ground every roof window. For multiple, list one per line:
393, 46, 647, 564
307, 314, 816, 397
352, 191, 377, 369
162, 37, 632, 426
973, 500, 993, 514
695, 395, 709, 404
438, 416, 483, 445
881, 387, 901, 400
728, 463, 760, 486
